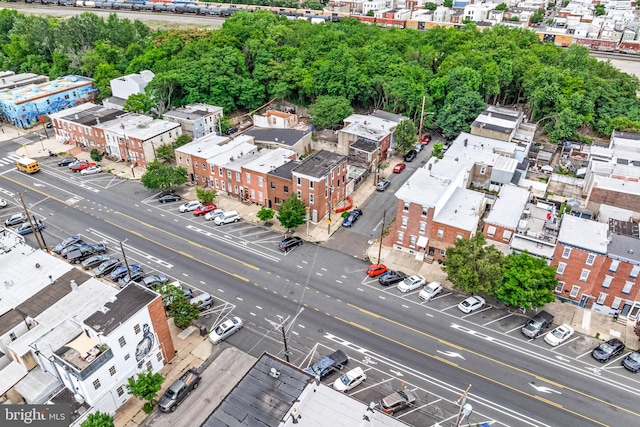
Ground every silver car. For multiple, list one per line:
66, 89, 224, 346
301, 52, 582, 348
208, 317, 243, 344
376, 179, 391, 192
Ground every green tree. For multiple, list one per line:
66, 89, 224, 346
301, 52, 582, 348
530, 8, 546, 24
494, 3, 508, 11
256, 207, 275, 224
154, 284, 199, 329
126, 370, 164, 414
496, 252, 558, 310
424, 2, 438, 10
173, 134, 192, 148
195, 187, 217, 205
431, 141, 444, 159
123, 93, 157, 115
366, 10, 375, 17
594, 4, 605, 16
140, 161, 187, 192
81, 411, 114, 427
277, 194, 306, 232
308, 95, 354, 129
443, 232, 505, 295
393, 120, 417, 154
90, 148, 104, 162
155, 144, 175, 164
443, 0, 453, 7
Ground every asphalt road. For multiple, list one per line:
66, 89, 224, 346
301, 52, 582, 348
2, 146, 640, 426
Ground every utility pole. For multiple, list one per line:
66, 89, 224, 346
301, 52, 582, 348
281, 325, 290, 362
327, 186, 333, 235
266, 307, 305, 363
120, 240, 131, 277
377, 210, 386, 264
454, 384, 473, 427
17, 193, 42, 250
417, 95, 426, 142
34, 215, 48, 252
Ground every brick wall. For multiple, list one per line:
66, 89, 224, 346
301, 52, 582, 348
589, 187, 640, 212
147, 296, 175, 364
551, 243, 607, 305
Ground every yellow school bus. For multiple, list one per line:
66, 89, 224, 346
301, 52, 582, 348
16, 157, 40, 174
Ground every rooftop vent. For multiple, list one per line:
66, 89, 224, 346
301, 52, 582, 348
70, 280, 78, 291
269, 368, 280, 378
630, 249, 635, 255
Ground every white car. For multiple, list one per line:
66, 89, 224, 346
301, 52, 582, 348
81, 165, 102, 175
213, 210, 240, 225
0, 198, 6, 208
333, 367, 367, 392
458, 295, 486, 313
209, 317, 243, 344
418, 282, 443, 301
397, 275, 426, 293
544, 324, 574, 346
179, 201, 202, 213
204, 209, 225, 221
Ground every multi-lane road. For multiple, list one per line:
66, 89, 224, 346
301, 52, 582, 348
2, 140, 639, 427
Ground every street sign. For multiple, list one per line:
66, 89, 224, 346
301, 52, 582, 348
327, 219, 331, 224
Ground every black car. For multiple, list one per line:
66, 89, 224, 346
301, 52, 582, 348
404, 149, 418, 162
342, 209, 362, 228
378, 270, 407, 286
93, 258, 122, 277
53, 235, 82, 254
622, 350, 640, 373
81, 254, 112, 270
118, 269, 146, 287
57, 157, 76, 167
158, 194, 181, 203
66, 243, 107, 264
279, 236, 303, 253
592, 338, 625, 362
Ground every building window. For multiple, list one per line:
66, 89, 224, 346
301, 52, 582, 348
245, 173, 251, 184
480, 166, 487, 175
236, 172, 240, 181
502, 230, 512, 241
561, 247, 571, 259
440, 249, 446, 256
456, 234, 463, 241
117, 386, 124, 397
186, 158, 190, 166
134, 324, 141, 334
297, 190, 302, 199
401, 217, 408, 228
309, 181, 314, 189
403, 202, 410, 212
157, 352, 163, 362
297, 177, 301, 186
409, 235, 417, 248
437, 229, 444, 238
221, 181, 226, 191
214, 178, 219, 189
227, 170, 232, 179
579, 269, 590, 281
602, 275, 613, 288
596, 292, 607, 305
586, 254, 596, 266
556, 263, 566, 275
284, 186, 289, 194
109, 366, 116, 376
119, 336, 126, 347
554, 281, 564, 293
612, 297, 622, 310
271, 182, 276, 189
631, 265, 640, 278
93, 379, 101, 390
202, 163, 206, 170
219, 168, 223, 176
194, 161, 198, 168
569, 285, 580, 298
623, 281, 634, 294
274, 197, 281, 205
124, 354, 130, 361
422, 206, 428, 216
419, 222, 426, 233
258, 178, 264, 187
609, 259, 619, 272
194, 174, 199, 181
146, 361, 152, 370
397, 231, 404, 244
309, 194, 314, 204
487, 226, 496, 237
9, 332, 17, 341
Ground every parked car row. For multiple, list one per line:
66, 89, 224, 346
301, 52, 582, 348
174, 198, 242, 225
58, 158, 102, 175
4, 213, 45, 235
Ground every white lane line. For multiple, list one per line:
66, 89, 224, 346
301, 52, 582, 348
483, 313, 513, 326
341, 275, 347, 278
250, 312, 256, 316
348, 378, 392, 396
336, 280, 343, 284
236, 297, 243, 301
298, 324, 305, 329
357, 288, 364, 292
426, 313, 433, 317
182, 273, 188, 276
200, 281, 206, 285
506, 325, 523, 334
256, 306, 263, 310
218, 288, 225, 293
321, 267, 327, 271
316, 272, 323, 276
402, 304, 409, 308
378, 295, 386, 300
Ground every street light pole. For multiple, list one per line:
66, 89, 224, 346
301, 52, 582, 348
377, 210, 386, 264
120, 240, 131, 277
17, 193, 42, 250
454, 384, 473, 427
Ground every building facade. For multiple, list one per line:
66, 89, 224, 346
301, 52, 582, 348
163, 103, 223, 139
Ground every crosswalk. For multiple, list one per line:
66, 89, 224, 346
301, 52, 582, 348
0, 154, 22, 167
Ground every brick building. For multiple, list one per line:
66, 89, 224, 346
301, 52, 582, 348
483, 185, 531, 248
49, 103, 122, 148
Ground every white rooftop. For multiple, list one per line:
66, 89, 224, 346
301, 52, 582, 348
558, 215, 609, 254
395, 157, 466, 207
341, 114, 396, 141
94, 113, 180, 140
241, 147, 295, 174
485, 185, 530, 229
48, 102, 96, 119
433, 187, 484, 231
597, 204, 639, 224
592, 175, 640, 195
175, 134, 230, 157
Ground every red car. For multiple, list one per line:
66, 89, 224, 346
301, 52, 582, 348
71, 161, 96, 172
366, 264, 388, 277
421, 134, 432, 144
194, 203, 217, 216
393, 163, 406, 173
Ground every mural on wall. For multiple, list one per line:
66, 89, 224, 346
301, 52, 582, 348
135, 324, 155, 364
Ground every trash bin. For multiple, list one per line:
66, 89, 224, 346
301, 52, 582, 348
200, 326, 207, 336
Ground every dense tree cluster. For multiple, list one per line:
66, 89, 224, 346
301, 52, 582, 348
0, 9, 638, 141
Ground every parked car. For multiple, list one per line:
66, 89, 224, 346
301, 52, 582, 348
393, 163, 406, 173
380, 389, 416, 414
376, 179, 391, 192
378, 270, 406, 286
622, 350, 640, 373
57, 157, 76, 167
204, 209, 225, 221
5, 213, 27, 227
93, 258, 122, 277
61, 242, 90, 258
118, 268, 146, 287
213, 210, 240, 225
16, 219, 45, 235
71, 161, 96, 172
521, 311, 554, 339
342, 209, 362, 228
53, 235, 82, 254
333, 367, 366, 392
209, 317, 243, 344
304, 349, 349, 380
592, 338, 625, 362
404, 149, 418, 162
418, 282, 443, 301
67, 159, 83, 169
421, 134, 431, 144
366, 264, 388, 277
110, 264, 142, 282
544, 324, 574, 346
457, 295, 486, 313
279, 236, 303, 253
81, 254, 112, 270
80, 165, 102, 175
189, 292, 214, 311
66, 243, 107, 264
193, 203, 217, 217
158, 194, 181, 203
158, 369, 200, 412
179, 201, 202, 213
397, 275, 426, 293
0, 198, 6, 208
140, 274, 169, 289
414, 143, 424, 153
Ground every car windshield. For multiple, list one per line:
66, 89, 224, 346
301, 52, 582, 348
599, 343, 614, 353
340, 374, 351, 386
628, 352, 640, 363
398, 391, 409, 402
164, 389, 178, 399
551, 329, 565, 338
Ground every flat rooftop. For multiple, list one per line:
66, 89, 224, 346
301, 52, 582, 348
607, 233, 640, 263
242, 147, 296, 174
51, 102, 123, 126
269, 159, 301, 180
0, 75, 93, 104
293, 150, 347, 179
395, 157, 465, 208
485, 185, 530, 229
433, 187, 484, 231
558, 214, 609, 254
94, 113, 180, 141
244, 127, 310, 147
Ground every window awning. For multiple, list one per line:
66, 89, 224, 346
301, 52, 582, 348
417, 236, 429, 248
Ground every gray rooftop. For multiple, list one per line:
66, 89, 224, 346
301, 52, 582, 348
52, 102, 123, 126
84, 284, 158, 336
609, 218, 639, 238
472, 106, 521, 135
370, 109, 409, 124
485, 185, 530, 229
293, 150, 347, 179
607, 233, 640, 264
13, 366, 59, 404
242, 148, 296, 174
50, 387, 91, 424
244, 127, 310, 146
558, 215, 609, 254
433, 187, 484, 231
350, 139, 377, 153
163, 104, 223, 121
269, 159, 301, 180
94, 113, 180, 141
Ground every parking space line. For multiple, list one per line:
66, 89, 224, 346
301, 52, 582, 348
506, 325, 523, 334
348, 378, 393, 396
397, 402, 430, 418
577, 349, 593, 359
550, 336, 580, 350
441, 304, 459, 311
461, 306, 492, 319
483, 313, 513, 326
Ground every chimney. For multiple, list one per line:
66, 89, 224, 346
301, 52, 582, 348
70, 280, 78, 291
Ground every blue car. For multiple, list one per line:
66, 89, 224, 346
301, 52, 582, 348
342, 209, 362, 228
622, 351, 640, 373
16, 219, 45, 235
110, 264, 142, 282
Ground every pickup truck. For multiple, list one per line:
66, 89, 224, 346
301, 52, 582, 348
304, 349, 348, 380
521, 310, 554, 338
158, 368, 200, 412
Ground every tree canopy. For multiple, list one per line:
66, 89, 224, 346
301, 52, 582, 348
277, 194, 306, 231
497, 252, 557, 309
393, 120, 417, 154
140, 161, 187, 192
81, 412, 114, 427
